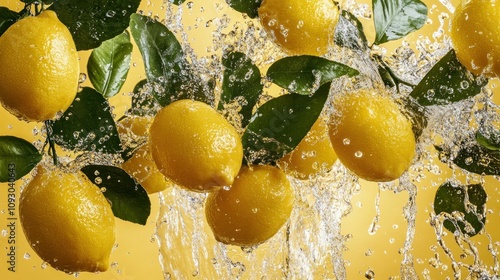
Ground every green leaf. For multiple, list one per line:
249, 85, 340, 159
0, 136, 42, 182
219, 52, 262, 128
130, 79, 160, 117
476, 128, 500, 151
168, 0, 186, 5
225, 0, 262, 18
434, 182, 487, 237
49, 0, 141, 50
51, 87, 122, 154
88, 32, 132, 98
411, 50, 488, 106
81, 165, 151, 225
373, 0, 428, 45
129, 13, 212, 106
267, 55, 359, 95
436, 143, 500, 176
334, 10, 368, 51
242, 82, 330, 165
0, 7, 18, 37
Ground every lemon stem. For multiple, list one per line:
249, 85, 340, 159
45, 120, 58, 166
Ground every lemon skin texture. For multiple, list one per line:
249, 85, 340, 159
258, 0, 339, 56
122, 145, 172, 194
149, 99, 243, 192
205, 165, 294, 247
19, 165, 115, 273
328, 90, 416, 182
0, 10, 79, 122
280, 118, 337, 179
450, 0, 500, 77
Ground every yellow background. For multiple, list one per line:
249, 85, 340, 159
1, 0, 500, 279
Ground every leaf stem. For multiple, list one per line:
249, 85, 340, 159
45, 120, 58, 166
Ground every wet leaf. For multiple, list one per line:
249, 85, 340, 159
0, 136, 42, 182
411, 50, 487, 106
88, 31, 132, 98
242, 82, 330, 165
130, 13, 212, 106
0, 7, 18, 37
51, 87, 122, 154
434, 182, 487, 237
373, 0, 428, 45
167, 0, 186, 5
219, 51, 262, 128
50, 0, 140, 50
476, 128, 500, 151
81, 165, 151, 225
436, 144, 500, 176
267, 55, 358, 95
334, 10, 368, 51
225, 0, 262, 18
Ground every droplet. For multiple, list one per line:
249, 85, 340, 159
94, 177, 102, 184
365, 269, 375, 279
106, 10, 116, 17
343, 138, 350, 145
24, 253, 30, 259
355, 151, 363, 158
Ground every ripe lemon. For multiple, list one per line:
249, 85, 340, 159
122, 145, 172, 194
205, 165, 294, 246
279, 118, 337, 179
0, 10, 79, 122
328, 89, 416, 182
450, 0, 500, 77
118, 116, 171, 194
19, 165, 115, 273
258, 0, 340, 56
149, 99, 243, 192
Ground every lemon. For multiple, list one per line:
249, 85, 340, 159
279, 118, 337, 179
328, 89, 416, 182
149, 99, 243, 192
0, 10, 79, 122
205, 165, 294, 246
118, 116, 171, 194
258, 0, 339, 56
19, 165, 115, 273
450, 0, 500, 77
122, 145, 172, 194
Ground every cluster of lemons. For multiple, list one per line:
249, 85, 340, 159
0, 0, 494, 274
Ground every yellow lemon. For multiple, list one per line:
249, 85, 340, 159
279, 118, 337, 179
328, 89, 416, 182
19, 165, 115, 273
450, 0, 500, 77
117, 115, 152, 139
122, 145, 172, 194
118, 116, 171, 194
258, 0, 340, 56
205, 165, 294, 246
0, 10, 79, 122
149, 99, 243, 192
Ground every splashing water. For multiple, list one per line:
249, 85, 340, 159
147, 0, 500, 279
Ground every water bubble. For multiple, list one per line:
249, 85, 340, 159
355, 151, 363, 158
343, 138, 350, 145
1, 229, 7, 236
78, 73, 87, 83
106, 10, 116, 17
94, 177, 102, 184
24, 253, 30, 259
365, 269, 375, 279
